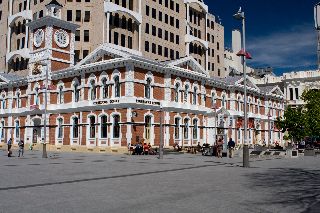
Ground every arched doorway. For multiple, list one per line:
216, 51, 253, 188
32, 118, 41, 144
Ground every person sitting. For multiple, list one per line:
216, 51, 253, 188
143, 143, 149, 155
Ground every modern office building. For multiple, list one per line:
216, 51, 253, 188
0, 0, 225, 77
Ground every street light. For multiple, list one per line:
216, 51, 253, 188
314, 2, 320, 69
233, 7, 249, 168
37, 62, 48, 158
159, 104, 164, 159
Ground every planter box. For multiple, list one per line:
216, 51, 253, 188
304, 149, 316, 157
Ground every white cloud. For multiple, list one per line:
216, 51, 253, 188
246, 24, 317, 70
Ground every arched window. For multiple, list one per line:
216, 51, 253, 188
211, 92, 216, 108
193, 87, 197, 105
90, 80, 96, 100
72, 117, 79, 138
101, 78, 108, 99
174, 117, 180, 139
113, 114, 120, 138
145, 78, 152, 99
0, 120, 5, 139
89, 116, 96, 138
184, 118, 189, 139
16, 92, 20, 108
57, 118, 63, 139
114, 76, 120, 98
1, 95, 6, 109
184, 85, 189, 102
174, 83, 180, 102
35, 87, 39, 105
193, 119, 198, 139
145, 115, 152, 140
100, 115, 108, 138
74, 83, 80, 102
15, 120, 20, 139
58, 86, 64, 104
237, 97, 241, 111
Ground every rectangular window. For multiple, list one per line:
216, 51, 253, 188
170, 16, 174, 26
158, 45, 162, 56
158, 28, 162, 38
146, 5, 149, 16
295, 88, 299, 100
176, 19, 179, 28
152, 43, 156, 54
128, 36, 132, 49
84, 11, 90, 22
145, 41, 149, 52
289, 88, 293, 100
175, 35, 179, 44
158, 11, 162, 21
176, 3, 179, 12
75, 30, 80, 41
67, 10, 72, 21
76, 10, 81, 22
145, 23, 149, 34
101, 116, 108, 138
114, 32, 119, 45
83, 50, 89, 58
152, 8, 156, 19
164, 30, 168, 41
84, 30, 89, 42
121, 34, 125, 47
165, 14, 168, 24
152, 25, 156, 36
164, 47, 168, 57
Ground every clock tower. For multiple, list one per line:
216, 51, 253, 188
27, 0, 79, 77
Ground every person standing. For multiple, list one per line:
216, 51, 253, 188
216, 138, 223, 158
18, 139, 24, 157
7, 138, 12, 157
227, 138, 235, 158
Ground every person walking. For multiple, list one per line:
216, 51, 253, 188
227, 138, 235, 158
216, 138, 223, 158
18, 139, 24, 157
7, 138, 12, 157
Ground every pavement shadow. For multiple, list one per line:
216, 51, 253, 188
245, 167, 320, 212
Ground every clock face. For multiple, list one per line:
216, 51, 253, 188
54, 30, 70, 48
33, 29, 44, 48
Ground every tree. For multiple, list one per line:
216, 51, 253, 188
301, 89, 320, 139
276, 106, 306, 143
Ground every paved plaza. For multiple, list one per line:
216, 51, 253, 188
0, 149, 319, 213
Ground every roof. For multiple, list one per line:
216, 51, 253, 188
0, 73, 24, 82
258, 85, 275, 94
46, 0, 63, 7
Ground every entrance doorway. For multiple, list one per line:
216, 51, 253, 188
32, 118, 41, 144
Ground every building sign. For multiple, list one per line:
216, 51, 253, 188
93, 99, 120, 105
136, 99, 160, 106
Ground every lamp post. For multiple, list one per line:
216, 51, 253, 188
159, 104, 164, 159
314, 2, 320, 69
38, 62, 48, 158
234, 7, 249, 167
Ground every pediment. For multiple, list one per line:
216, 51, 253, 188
216, 107, 230, 116
166, 56, 209, 77
235, 77, 260, 91
75, 44, 130, 68
269, 86, 284, 96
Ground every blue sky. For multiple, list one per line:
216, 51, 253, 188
205, 0, 319, 75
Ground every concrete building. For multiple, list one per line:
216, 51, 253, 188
0, 0, 225, 77
0, 4, 285, 149
253, 70, 320, 108
224, 29, 254, 76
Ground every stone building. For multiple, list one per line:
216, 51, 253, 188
0, 0, 225, 77
0, 3, 285, 149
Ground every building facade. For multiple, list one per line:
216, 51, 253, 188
0, 3, 285, 148
253, 70, 320, 108
0, 0, 225, 77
